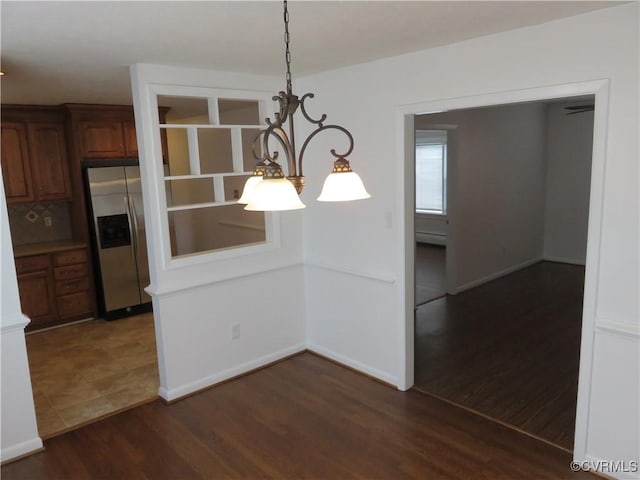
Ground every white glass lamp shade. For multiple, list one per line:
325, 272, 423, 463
244, 178, 306, 211
317, 171, 371, 202
237, 176, 263, 204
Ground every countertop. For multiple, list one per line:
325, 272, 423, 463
13, 240, 88, 258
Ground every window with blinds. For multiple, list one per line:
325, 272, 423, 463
415, 130, 447, 215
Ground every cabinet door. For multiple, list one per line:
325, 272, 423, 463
17, 269, 57, 324
57, 291, 92, 319
80, 121, 125, 158
1, 123, 35, 203
124, 121, 138, 157
27, 123, 72, 201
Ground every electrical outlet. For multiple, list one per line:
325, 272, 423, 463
233, 189, 240, 199
232, 324, 241, 340
44, 216, 52, 227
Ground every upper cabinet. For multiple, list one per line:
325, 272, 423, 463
65, 104, 167, 161
79, 121, 127, 158
28, 122, 72, 201
1, 122, 35, 203
1, 107, 71, 204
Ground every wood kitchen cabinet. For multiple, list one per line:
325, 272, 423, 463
124, 120, 139, 157
15, 255, 57, 330
0, 122, 35, 203
27, 122, 72, 201
53, 248, 93, 320
1, 107, 72, 203
79, 121, 127, 158
15, 247, 94, 331
67, 104, 167, 161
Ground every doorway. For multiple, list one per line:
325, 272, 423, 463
414, 97, 594, 450
400, 80, 609, 460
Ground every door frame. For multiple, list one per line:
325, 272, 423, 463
396, 79, 610, 463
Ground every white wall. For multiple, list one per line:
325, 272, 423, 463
417, 105, 548, 291
543, 101, 594, 265
0, 175, 42, 462
130, 64, 306, 401
299, 4, 638, 477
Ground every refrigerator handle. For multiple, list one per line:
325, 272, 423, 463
124, 196, 137, 259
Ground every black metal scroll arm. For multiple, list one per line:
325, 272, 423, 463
296, 92, 354, 177
251, 92, 298, 175
298, 124, 354, 177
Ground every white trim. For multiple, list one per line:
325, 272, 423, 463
158, 343, 306, 402
397, 113, 415, 390
305, 260, 396, 284
0, 314, 30, 333
595, 320, 640, 339
166, 200, 239, 211
165, 172, 251, 180
455, 257, 542, 293
159, 124, 264, 130
573, 79, 610, 461
397, 79, 611, 463
307, 343, 398, 388
543, 255, 586, 266
1, 437, 43, 463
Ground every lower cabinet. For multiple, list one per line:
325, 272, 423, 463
53, 249, 92, 320
15, 257, 57, 327
15, 247, 94, 331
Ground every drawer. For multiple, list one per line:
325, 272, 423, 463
55, 277, 91, 296
53, 248, 88, 266
57, 291, 92, 318
54, 263, 89, 281
15, 254, 50, 274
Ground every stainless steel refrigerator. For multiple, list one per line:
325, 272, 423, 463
85, 165, 152, 319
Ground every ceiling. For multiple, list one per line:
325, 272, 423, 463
0, 1, 622, 106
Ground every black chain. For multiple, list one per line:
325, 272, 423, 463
283, 0, 292, 95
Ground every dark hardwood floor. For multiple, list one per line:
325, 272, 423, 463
2, 352, 594, 479
414, 261, 585, 450
416, 243, 447, 305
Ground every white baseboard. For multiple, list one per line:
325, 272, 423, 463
158, 343, 306, 402
543, 255, 586, 266
306, 342, 398, 387
1, 437, 43, 463
456, 257, 542, 293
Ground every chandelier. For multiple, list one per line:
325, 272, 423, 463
238, 0, 370, 211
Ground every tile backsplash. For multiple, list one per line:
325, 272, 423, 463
8, 202, 73, 246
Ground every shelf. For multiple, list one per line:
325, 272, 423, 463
160, 124, 264, 130
167, 200, 240, 212
165, 172, 252, 181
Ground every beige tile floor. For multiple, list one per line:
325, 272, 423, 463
25, 313, 159, 439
